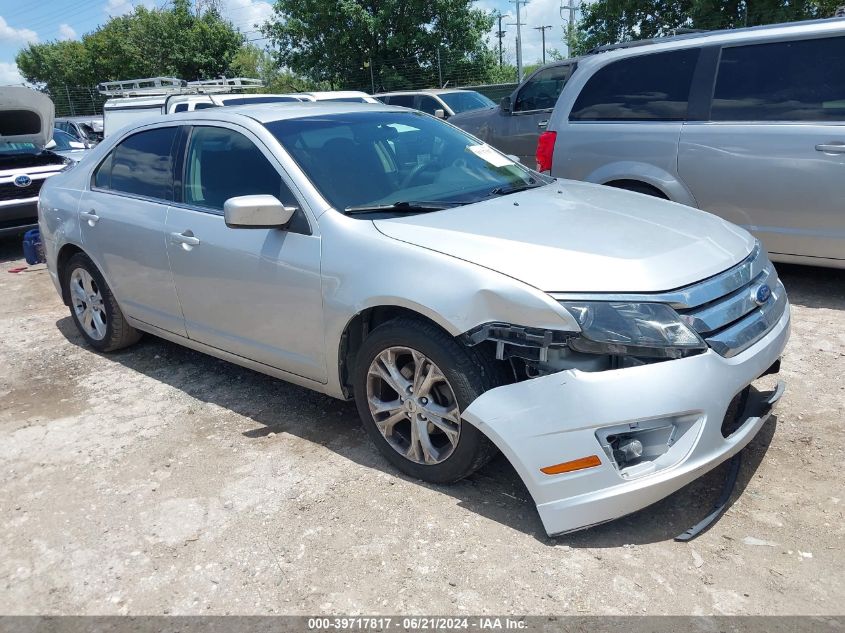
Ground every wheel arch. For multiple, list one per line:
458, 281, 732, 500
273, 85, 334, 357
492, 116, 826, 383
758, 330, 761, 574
337, 304, 462, 399
583, 161, 698, 207
56, 242, 88, 305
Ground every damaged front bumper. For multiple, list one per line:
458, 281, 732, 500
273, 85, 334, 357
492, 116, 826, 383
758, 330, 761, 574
461, 302, 790, 537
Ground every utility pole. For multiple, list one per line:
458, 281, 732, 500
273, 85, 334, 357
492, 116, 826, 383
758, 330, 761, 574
492, 11, 508, 67
533, 25, 552, 64
509, 0, 528, 82
560, 0, 580, 57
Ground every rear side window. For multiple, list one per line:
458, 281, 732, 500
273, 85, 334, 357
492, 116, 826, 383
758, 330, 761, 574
386, 95, 415, 108
711, 36, 845, 122
570, 49, 700, 121
514, 64, 572, 112
183, 126, 297, 211
173, 103, 189, 113
94, 126, 177, 200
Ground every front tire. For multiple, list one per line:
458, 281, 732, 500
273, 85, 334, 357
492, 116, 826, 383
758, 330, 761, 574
64, 252, 141, 352
353, 317, 504, 484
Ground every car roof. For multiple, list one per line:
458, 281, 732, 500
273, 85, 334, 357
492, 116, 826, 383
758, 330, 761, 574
586, 17, 845, 57
142, 101, 399, 125
374, 89, 474, 96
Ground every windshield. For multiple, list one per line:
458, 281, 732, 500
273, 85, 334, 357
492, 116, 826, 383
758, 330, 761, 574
440, 91, 495, 113
264, 111, 547, 214
52, 129, 83, 151
322, 97, 369, 103
0, 141, 38, 155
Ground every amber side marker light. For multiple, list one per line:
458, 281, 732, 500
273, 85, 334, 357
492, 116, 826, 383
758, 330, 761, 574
540, 455, 602, 475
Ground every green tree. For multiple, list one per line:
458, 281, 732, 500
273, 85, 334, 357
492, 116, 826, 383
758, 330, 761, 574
16, 0, 244, 89
262, 0, 497, 91
230, 43, 327, 92
575, 0, 841, 53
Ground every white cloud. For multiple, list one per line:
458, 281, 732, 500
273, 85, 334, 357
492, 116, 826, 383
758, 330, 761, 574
103, 0, 155, 17
0, 16, 38, 44
58, 23, 77, 40
0, 61, 25, 85
219, 0, 274, 35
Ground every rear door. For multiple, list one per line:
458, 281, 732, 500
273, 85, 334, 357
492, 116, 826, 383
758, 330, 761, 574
79, 125, 186, 335
165, 124, 325, 382
493, 63, 573, 164
678, 35, 845, 262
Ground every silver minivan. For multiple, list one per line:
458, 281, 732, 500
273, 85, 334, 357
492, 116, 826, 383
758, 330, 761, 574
542, 18, 845, 268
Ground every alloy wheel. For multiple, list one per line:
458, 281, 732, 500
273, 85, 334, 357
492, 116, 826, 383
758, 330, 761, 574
70, 268, 107, 341
366, 346, 462, 465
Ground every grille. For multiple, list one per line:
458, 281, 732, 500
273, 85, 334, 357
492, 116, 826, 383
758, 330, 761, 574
673, 246, 788, 358
0, 178, 44, 202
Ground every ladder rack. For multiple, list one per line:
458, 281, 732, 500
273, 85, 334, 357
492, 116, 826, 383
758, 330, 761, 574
98, 76, 263, 97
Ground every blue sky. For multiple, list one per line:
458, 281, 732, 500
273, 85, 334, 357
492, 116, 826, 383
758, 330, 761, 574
0, 0, 576, 86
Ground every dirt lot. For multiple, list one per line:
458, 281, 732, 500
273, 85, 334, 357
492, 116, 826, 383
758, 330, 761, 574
0, 236, 843, 616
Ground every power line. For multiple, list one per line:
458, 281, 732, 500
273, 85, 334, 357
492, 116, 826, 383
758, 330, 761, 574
508, 0, 528, 82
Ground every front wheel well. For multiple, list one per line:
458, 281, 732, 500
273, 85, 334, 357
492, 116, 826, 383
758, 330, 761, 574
338, 306, 507, 399
56, 243, 86, 305
604, 179, 669, 200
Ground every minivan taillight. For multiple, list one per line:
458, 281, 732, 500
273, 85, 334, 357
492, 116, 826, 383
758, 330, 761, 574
536, 131, 557, 173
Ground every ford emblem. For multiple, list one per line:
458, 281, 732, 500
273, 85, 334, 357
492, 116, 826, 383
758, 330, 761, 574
752, 284, 772, 306
14, 174, 32, 188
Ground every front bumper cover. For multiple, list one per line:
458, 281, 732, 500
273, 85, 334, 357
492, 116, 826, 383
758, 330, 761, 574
461, 301, 791, 537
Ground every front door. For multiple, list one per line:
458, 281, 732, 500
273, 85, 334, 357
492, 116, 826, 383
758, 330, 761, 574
165, 124, 326, 382
80, 125, 186, 335
495, 63, 573, 164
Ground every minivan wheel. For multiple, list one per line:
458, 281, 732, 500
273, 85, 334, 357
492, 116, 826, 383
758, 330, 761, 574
64, 253, 141, 352
353, 317, 503, 484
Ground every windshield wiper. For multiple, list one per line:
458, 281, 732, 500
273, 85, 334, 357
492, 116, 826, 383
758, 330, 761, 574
344, 201, 459, 216
489, 179, 543, 197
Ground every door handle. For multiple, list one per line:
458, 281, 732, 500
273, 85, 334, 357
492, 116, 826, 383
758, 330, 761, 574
815, 143, 845, 154
170, 231, 200, 247
80, 209, 99, 226
538, 120, 549, 130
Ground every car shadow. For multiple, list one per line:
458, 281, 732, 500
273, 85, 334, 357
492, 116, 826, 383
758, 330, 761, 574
777, 263, 845, 310
55, 315, 779, 547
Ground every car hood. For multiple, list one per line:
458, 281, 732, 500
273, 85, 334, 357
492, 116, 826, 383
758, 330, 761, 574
373, 181, 756, 293
0, 87, 55, 149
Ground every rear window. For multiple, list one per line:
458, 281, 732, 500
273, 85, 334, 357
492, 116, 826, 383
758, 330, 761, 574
711, 36, 845, 122
569, 49, 700, 121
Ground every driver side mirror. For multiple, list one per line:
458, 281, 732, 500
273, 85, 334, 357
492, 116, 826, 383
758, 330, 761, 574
224, 195, 296, 229
500, 96, 512, 114
45, 139, 57, 150
433, 108, 446, 119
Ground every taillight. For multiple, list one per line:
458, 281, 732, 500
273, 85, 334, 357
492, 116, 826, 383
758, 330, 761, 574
536, 131, 557, 173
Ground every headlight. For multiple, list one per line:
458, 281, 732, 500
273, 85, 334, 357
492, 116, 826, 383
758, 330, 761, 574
560, 301, 706, 358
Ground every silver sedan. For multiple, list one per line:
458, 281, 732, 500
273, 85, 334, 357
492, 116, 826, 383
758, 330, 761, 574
39, 103, 789, 536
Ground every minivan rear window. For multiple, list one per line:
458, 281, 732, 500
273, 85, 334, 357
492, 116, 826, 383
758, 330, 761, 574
569, 48, 700, 121
711, 36, 845, 122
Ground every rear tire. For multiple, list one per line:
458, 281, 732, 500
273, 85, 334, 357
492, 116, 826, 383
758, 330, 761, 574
64, 252, 141, 352
353, 317, 505, 484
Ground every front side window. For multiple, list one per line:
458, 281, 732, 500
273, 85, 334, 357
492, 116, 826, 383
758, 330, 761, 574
514, 65, 573, 113
183, 126, 296, 211
569, 49, 700, 121
417, 96, 442, 115
94, 126, 177, 200
264, 111, 547, 214
711, 36, 845, 122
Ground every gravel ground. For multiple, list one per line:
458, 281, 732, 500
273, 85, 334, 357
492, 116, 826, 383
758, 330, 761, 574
0, 236, 843, 616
